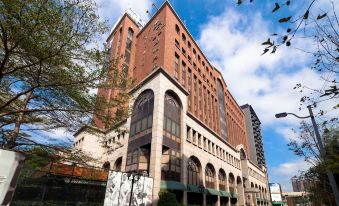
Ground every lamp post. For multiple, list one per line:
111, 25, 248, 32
275, 105, 339, 206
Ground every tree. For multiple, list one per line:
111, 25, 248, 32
0, 0, 131, 155
288, 123, 339, 205
158, 191, 183, 206
239, 0, 338, 111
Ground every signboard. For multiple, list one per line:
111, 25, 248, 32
269, 183, 281, 194
104, 171, 153, 206
271, 193, 282, 202
269, 183, 282, 202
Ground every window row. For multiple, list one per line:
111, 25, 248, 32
104, 132, 126, 146
130, 114, 153, 136
74, 137, 84, 147
249, 168, 266, 182
163, 116, 180, 138
186, 125, 241, 170
174, 45, 216, 92
126, 148, 150, 173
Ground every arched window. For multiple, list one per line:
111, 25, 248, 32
205, 164, 215, 188
161, 91, 181, 181
229, 173, 235, 193
126, 28, 134, 50
126, 90, 154, 173
182, 33, 186, 42
129, 90, 154, 137
163, 92, 181, 138
103, 161, 110, 170
113, 157, 122, 172
218, 169, 227, 191
217, 79, 227, 140
187, 157, 201, 185
175, 24, 180, 34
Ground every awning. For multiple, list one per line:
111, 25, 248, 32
272, 201, 285, 204
160, 181, 186, 191
205, 188, 220, 196
187, 184, 204, 193
219, 190, 231, 197
231, 193, 239, 199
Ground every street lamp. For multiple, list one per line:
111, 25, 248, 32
275, 105, 339, 206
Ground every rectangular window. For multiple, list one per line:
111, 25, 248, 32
126, 38, 132, 51
142, 117, 148, 131
174, 53, 179, 80
188, 69, 192, 87
166, 117, 171, 132
136, 120, 141, 134
171, 121, 176, 134
182, 62, 186, 85
148, 114, 153, 128
182, 48, 186, 56
175, 39, 179, 48
125, 50, 131, 64
194, 96, 198, 112
130, 123, 136, 136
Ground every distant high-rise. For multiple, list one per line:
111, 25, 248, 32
291, 176, 310, 192
241, 104, 266, 168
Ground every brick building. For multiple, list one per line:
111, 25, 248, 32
74, 2, 271, 206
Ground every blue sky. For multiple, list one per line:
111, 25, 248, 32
52, 0, 337, 191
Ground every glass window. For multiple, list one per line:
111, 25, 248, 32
205, 164, 215, 188
136, 120, 141, 133
142, 117, 148, 131
171, 121, 176, 135
130, 123, 136, 136
174, 53, 179, 79
182, 62, 186, 85
187, 158, 200, 185
166, 117, 171, 132
175, 24, 180, 34
147, 114, 153, 128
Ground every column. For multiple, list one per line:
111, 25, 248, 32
148, 79, 165, 205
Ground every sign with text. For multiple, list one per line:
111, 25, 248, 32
269, 183, 282, 202
104, 171, 153, 206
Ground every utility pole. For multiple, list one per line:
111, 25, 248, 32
307, 105, 339, 206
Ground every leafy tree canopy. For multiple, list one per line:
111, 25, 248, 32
0, 0, 130, 154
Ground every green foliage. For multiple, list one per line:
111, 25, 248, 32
0, 0, 131, 151
158, 191, 183, 206
288, 125, 339, 205
18, 147, 56, 181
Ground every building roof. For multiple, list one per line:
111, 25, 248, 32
241, 104, 261, 124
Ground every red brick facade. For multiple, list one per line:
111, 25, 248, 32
95, 2, 250, 158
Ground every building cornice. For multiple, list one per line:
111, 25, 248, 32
128, 66, 189, 96
74, 119, 128, 137
106, 13, 140, 43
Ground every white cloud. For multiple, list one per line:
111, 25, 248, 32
272, 159, 311, 177
95, 0, 152, 27
276, 127, 299, 142
197, 7, 332, 131
270, 159, 311, 192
